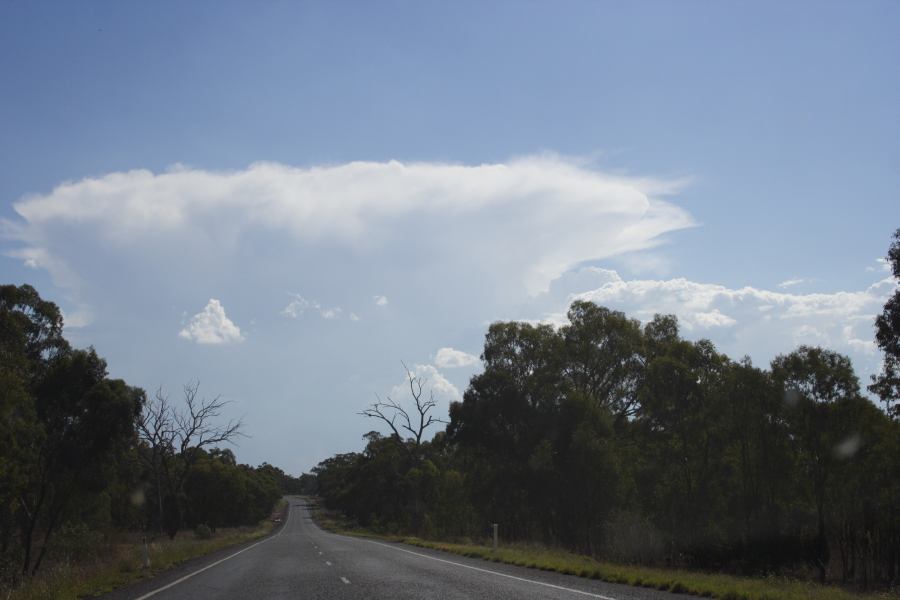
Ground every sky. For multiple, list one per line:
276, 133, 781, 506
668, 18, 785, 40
1, 1, 898, 475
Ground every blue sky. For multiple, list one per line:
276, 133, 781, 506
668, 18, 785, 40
2, 1, 898, 474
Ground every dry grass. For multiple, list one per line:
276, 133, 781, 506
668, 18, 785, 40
4, 500, 286, 600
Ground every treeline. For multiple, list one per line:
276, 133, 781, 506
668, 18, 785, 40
315, 232, 900, 588
0, 285, 287, 587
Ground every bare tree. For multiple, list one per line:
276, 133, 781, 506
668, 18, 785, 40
360, 362, 446, 449
136, 381, 243, 536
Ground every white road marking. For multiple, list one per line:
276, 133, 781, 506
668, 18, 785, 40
363, 540, 617, 600
318, 551, 323, 555
340, 576, 351, 584
133, 504, 292, 600
325, 560, 332, 566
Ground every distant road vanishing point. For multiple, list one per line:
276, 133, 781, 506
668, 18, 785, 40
100, 498, 686, 600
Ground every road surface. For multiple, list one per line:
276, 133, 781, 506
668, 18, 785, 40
102, 498, 687, 600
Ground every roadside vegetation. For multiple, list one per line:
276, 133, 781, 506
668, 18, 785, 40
7, 500, 285, 600
312, 229, 900, 593
312, 500, 895, 600
0, 285, 307, 596
402, 539, 890, 600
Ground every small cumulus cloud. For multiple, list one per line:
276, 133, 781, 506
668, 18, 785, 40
867, 258, 893, 273
282, 293, 343, 320
179, 299, 244, 344
434, 347, 480, 368
778, 278, 806, 289
389, 364, 461, 406
281, 295, 314, 318
349, 313, 361, 321
373, 295, 388, 306
320, 307, 342, 319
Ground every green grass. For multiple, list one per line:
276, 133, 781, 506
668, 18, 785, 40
5, 500, 287, 600
309, 503, 896, 600
400, 539, 897, 600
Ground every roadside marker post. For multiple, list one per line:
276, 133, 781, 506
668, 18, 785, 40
492, 523, 498, 551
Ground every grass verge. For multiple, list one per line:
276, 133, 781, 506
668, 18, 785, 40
309, 503, 896, 600
401, 539, 895, 600
6, 499, 287, 600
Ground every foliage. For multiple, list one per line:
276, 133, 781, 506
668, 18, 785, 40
870, 228, 900, 419
401, 538, 885, 600
315, 279, 900, 588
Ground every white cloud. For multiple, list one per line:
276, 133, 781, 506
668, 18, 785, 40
778, 278, 806, 289
434, 347, 480, 368
5, 157, 692, 299
320, 307, 342, 319
281, 295, 314, 318
282, 293, 343, 320
389, 364, 461, 406
179, 299, 244, 344
867, 258, 893, 273
349, 312, 361, 321
692, 309, 737, 328
373, 295, 388, 306
535, 267, 896, 379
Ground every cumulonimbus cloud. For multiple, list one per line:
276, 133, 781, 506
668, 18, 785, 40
3, 157, 693, 301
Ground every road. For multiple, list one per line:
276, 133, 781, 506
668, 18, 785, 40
102, 498, 687, 600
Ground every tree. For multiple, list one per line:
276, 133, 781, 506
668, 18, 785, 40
870, 228, 900, 419
136, 382, 243, 538
360, 363, 446, 450
0, 284, 70, 376
21, 349, 143, 575
319, 299, 900, 586
561, 301, 643, 423
772, 346, 861, 582
1, 285, 142, 577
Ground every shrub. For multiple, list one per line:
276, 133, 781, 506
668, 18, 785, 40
194, 524, 213, 540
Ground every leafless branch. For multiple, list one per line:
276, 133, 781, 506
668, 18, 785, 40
359, 362, 447, 449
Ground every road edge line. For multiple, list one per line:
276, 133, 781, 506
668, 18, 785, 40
132, 502, 292, 600
362, 539, 618, 600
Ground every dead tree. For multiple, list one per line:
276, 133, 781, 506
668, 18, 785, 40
136, 381, 243, 537
359, 363, 448, 533
359, 362, 447, 450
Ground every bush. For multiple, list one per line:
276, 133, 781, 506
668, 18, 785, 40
194, 524, 213, 540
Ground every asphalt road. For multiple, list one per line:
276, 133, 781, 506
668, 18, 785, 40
102, 498, 688, 600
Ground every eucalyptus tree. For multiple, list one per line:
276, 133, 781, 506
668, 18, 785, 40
870, 228, 900, 419
772, 346, 861, 582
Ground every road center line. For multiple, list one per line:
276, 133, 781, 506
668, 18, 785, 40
340, 576, 350, 584
362, 540, 617, 600
325, 560, 332, 566
132, 503, 292, 600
